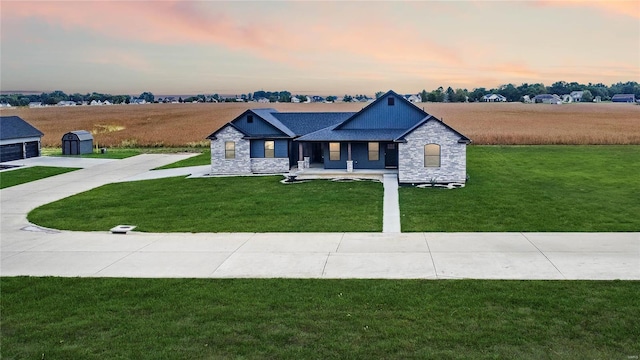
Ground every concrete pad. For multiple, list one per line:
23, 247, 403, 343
30, 232, 155, 252
1, 156, 117, 169
0, 251, 130, 276
141, 233, 251, 252
425, 232, 539, 252
238, 233, 342, 253
338, 232, 428, 253
1, 251, 21, 260
431, 252, 564, 279
97, 252, 231, 278
382, 174, 401, 233
526, 233, 640, 253
545, 252, 640, 280
213, 252, 328, 278
323, 253, 436, 278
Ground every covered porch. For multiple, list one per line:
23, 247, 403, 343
293, 140, 399, 173
290, 162, 398, 181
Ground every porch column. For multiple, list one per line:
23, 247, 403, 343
297, 142, 305, 171
346, 142, 353, 172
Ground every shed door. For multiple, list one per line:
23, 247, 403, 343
64, 140, 80, 155
385, 143, 398, 168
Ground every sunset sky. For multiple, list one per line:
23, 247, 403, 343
1, 0, 638, 96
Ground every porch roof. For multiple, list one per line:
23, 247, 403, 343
295, 127, 407, 142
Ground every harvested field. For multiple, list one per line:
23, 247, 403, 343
1, 102, 638, 147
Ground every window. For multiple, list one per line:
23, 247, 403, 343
368, 142, 379, 161
225, 141, 235, 159
247, 115, 253, 123
387, 97, 395, 106
329, 142, 340, 161
264, 140, 275, 158
424, 144, 441, 167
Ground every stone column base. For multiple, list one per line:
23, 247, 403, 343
297, 161, 305, 171
303, 156, 310, 168
346, 160, 353, 172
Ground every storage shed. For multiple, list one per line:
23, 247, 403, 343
0, 116, 43, 162
62, 130, 94, 155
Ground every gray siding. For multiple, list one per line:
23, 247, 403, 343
250, 139, 289, 158
398, 121, 467, 184
210, 125, 251, 174
234, 113, 285, 136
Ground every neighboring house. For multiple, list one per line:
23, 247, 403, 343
291, 97, 300, 103
611, 94, 636, 103
570, 91, 583, 102
562, 94, 573, 103
131, 98, 146, 104
534, 94, 562, 104
0, 116, 43, 162
482, 94, 507, 102
28, 102, 43, 108
405, 94, 422, 103
256, 97, 269, 103
57, 101, 76, 106
90, 100, 102, 106
207, 90, 471, 184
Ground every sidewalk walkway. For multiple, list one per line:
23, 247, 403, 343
1, 155, 638, 280
382, 174, 401, 233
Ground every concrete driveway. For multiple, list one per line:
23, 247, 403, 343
1, 155, 638, 279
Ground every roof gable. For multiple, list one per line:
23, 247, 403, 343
64, 130, 93, 141
230, 109, 292, 138
0, 116, 44, 140
206, 122, 251, 140
336, 90, 428, 130
396, 116, 471, 144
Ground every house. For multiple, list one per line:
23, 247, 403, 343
0, 116, 43, 162
28, 102, 43, 108
611, 94, 636, 103
562, 94, 573, 103
482, 94, 507, 102
57, 101, 76, 106
534, 94, 562, 104
207, 90, 471, 184
570, 91, 583, 102
404, 94, 422, 103
291, 97, 300, 103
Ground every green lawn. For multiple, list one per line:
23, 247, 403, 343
0, 166, 79, 189
400, 145, 640, 232
1, 278, 638, 359
28, 176, 383, 232
154, 149, 210, 169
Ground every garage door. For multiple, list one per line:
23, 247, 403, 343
0, 143, 23, 162
25, 141, 39, 158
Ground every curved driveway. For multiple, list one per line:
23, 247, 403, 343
1, 155, 638, 279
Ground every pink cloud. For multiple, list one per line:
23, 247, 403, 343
533, 0, 640, 19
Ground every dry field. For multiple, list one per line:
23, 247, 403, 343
1, 102, 638, 147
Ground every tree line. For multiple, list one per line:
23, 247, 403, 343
403, 81, 640, 103
2, 81, 638, 106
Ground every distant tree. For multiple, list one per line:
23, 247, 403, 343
375, 91, 385, 99
326, 95, 337, 102
178, 97, 183, 103
445, 87, 455, 102
139, 92, 155, 103
581, 90, 594, 102
343, 95, 353, 102
420, 89, 428, 102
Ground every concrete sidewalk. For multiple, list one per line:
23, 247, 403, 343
1, 154, 638, 280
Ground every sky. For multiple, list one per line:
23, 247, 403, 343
1, 0, 639, 96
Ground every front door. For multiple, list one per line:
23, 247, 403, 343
385, 143, 398, 168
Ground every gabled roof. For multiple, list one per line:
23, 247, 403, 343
206, 122, 251, 140
272, 112, 354, 136
0, 116, 44, 140
611, 94, 635, 100
394, 115, 471, 144
64, 130, 93, 141
249, 108, 296, 137
335, 90, 428, 130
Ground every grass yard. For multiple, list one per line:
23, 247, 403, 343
0, 166, 79, 189
400, 145, 640, 232
1, 278, 638, 359
154, 148, 210, 169
28, 176, 382, 232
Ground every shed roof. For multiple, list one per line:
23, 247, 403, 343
0, 116, 44, 141
64, 130, 94, 141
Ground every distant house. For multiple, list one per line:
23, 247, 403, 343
28, 102, 43, 108
0, 116, 43, 162
562, 94, 573, 103
534, 94, 562, 104
570, 91, 583, 102
291, 97, 300, 103
90, 100, 102, 106
207, 90, 471, 184
405, 94, 422, 103
611, 94, 636, 103
256, 97, 269, 103
130, 98, 146, 105
482, 94, 507, 102
57, 101, 76, 106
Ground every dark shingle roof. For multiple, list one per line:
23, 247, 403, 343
272, 112, 354, 136
251, 108, 296, 137
296, 127, 407, 142
0, 116, 44, 140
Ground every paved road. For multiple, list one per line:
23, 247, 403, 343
1, 155, 638, 279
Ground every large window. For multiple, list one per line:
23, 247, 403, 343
225, 141, 235, 159
368, 142, 379, 161
264, 140, 275, 158
424, 144, 441, 167
329, 142, 340, 161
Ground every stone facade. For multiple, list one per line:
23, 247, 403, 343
250, 158, 290, 173
398, 121, 467, 184
210, 126, 251, 174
